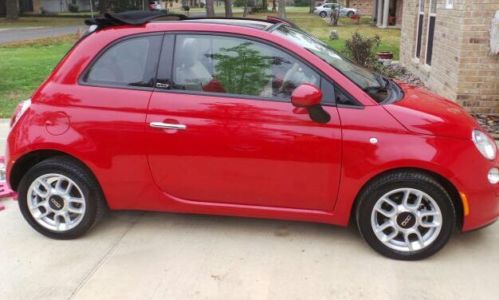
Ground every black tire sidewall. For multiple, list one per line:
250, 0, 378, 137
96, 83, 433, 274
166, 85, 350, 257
357, 176, 455, 260
18, 160, 99, 239
320, 11, 327, 18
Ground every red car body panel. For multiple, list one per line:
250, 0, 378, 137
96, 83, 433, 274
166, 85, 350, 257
5, 21, 499, 231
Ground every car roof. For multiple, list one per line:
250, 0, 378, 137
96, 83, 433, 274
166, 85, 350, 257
175, 18, 274, 30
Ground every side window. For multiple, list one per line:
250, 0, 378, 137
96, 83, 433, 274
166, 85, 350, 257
83, 35, 163, 88
171, 34, 320, 101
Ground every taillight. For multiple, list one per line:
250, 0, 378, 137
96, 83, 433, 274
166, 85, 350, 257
10, 99, 31, 129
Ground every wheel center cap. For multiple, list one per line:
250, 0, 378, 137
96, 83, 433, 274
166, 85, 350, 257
396, 212, 416, 229
49, 195, 64, 210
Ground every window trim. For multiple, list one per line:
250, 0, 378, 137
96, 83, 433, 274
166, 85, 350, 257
155, 31, 362, 108
78, 32, 165, 91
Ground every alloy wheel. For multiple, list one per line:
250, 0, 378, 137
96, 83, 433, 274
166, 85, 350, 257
27, 173, 86, 232
370, 188, 442, 252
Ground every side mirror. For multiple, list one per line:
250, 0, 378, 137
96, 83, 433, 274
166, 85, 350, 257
291, 84, 322, 108
291, 84, 330, 124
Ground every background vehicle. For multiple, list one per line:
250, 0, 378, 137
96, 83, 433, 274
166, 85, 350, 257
5, 12, 498, 261
314, 3, 357, 18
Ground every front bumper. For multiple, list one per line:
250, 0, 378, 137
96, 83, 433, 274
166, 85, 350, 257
456, 147, 499, 231
462, 184, 499, 231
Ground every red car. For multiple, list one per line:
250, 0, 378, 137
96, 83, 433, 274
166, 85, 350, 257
4, 12, 498, 260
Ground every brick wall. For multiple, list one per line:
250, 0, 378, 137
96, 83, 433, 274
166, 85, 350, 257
400, 0, 499, 114
349, 0, 374, 16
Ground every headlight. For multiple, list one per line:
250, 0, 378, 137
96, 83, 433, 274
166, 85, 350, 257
488, 168, 499, 184
472, 130, 497, 160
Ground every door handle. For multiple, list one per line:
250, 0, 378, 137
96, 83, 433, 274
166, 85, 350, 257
150, 122, 187, 130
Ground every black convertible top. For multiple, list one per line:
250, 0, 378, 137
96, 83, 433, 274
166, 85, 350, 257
85, 11, 187, 29
84, 10, 298, 31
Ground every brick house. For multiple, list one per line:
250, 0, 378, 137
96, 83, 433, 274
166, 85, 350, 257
349, 0, 374, 15
400, 0, 499, 114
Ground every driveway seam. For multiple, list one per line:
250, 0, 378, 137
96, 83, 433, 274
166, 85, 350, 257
66, 213, 144, 300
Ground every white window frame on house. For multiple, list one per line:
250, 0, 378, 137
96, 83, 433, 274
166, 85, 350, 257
414, 0, 425, 60
446, 0, 453, 9
425, 0, 437, 66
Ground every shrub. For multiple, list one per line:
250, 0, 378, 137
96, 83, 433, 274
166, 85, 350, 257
344, 32, 380, 68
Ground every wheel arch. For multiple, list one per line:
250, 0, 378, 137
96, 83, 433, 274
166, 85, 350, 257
350, 167, 464, 230
9, 149, 101, 194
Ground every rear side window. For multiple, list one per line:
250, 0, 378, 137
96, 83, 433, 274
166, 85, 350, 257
83, 35, 162, 88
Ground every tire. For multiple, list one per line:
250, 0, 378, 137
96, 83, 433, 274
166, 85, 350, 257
320, 11, 327, 18
347, 11, 354, 17
18, 157, 107, 239
356, 171, 455, 260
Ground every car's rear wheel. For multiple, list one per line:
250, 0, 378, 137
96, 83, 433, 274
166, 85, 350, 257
18, 157, 106, 239
347, 11, 354, 17
356, 171, 455, 260
320, 11, 327, 18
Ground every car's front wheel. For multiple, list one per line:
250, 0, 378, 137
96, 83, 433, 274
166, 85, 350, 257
319, 11, 327, 18
18, 157, 106, 239
356, 171, 455, 260
347, 11, 354, 17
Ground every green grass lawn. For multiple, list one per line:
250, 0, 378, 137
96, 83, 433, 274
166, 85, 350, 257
0, 36, 76, 117
241, 9, 400, 59
0, 8, 400, 118
289, 14, 400, 59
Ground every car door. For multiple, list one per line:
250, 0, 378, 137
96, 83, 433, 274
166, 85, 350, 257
74, 34, 163, 207
145, 33, 342, 211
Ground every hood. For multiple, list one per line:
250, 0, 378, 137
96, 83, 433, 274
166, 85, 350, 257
384, 83, 479, 140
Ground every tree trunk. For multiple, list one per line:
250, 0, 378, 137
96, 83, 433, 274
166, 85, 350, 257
5, 0, 18, 20
272, 0, 276, 13
242, 0, 248, 17
277, 0, 286, 18
206, 0, 215, 17
262, 0, 267, 11
224, 0, 232, 17
329, 8, 340, 26
309, 0, 315, 14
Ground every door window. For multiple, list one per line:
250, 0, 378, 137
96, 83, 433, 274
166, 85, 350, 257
83, 35, 163, 88
171, 34, 321, 101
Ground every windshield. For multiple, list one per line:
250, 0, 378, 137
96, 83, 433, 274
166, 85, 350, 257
272, 25, 382, 91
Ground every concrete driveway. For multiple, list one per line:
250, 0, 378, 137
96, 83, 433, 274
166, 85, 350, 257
0, 120, 498, 299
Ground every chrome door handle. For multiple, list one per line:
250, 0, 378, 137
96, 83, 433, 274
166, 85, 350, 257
150, 122, 187, 130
